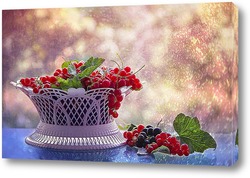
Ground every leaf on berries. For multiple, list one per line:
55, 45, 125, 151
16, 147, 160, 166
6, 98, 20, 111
152, 146, 170, 154
127, 124, 137, 131
55, 78, 70, 90
70, 77, 82, 88
61, 61, 72, 69
235, 129, 238, 145
54, 77, 81, 90
173, 113, 217, 153
78, 57, 105, 78
68, 63, 77, 75
78, 66, 97, 78
84, 57, 105, 68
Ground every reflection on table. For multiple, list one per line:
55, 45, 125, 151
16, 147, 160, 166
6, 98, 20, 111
2, 128, 238, 166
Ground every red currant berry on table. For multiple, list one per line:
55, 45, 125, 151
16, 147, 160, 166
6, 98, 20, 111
146, 144, 154, 153
126, 131, 133, 141
127, 140, 135, 147
123, 131, 128, 139
137, 124, 145, 132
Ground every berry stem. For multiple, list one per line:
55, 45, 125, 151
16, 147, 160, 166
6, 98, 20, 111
110, 60, 121, 69
156, 118, 163, 128
133, 65, 145, 75
116, 53, 124, 69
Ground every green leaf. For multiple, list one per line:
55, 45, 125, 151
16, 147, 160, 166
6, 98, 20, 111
117, 124, 130, 131
84, 57, 105, 68
68, 63, 77, 75
127, 124, 137, 131
54, 77, 81, 90
235, 129, 238, 145
77, 57, 105, 79
78, 66, 97, 78
173, 113, 217, 153
61, 61, 71, 69
152, 146, 170, 154
55, 78, 70, 90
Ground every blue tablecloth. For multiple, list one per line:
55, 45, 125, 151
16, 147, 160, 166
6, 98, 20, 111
2, 128, 238, 166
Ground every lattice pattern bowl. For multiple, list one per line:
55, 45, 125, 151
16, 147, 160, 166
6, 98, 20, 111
11, 82, 128, 150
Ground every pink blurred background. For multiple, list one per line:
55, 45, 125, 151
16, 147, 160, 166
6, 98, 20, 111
2, 3, 238, 133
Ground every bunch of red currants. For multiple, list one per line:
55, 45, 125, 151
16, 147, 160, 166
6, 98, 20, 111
19, 60, 143, 119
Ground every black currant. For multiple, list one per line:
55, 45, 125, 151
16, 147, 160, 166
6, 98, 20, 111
147, 128, 154, 136
142, 140, 150, 148
149, 136, 156, 143
140, 131, 147, 138
146, 125, 153, 128
137, 135, 145, 143
142, 128, 148, 134
136, 141, 144, 148
153, 127, 162, 136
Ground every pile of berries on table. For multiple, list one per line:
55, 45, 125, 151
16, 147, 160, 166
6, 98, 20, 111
123, 124, 190, 156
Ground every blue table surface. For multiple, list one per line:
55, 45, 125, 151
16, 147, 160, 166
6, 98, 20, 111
2, 128, 238, 166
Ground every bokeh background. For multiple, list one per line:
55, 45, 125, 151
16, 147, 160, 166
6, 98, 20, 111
2, 3, 238, 133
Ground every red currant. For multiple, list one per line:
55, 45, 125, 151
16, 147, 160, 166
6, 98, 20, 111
116, 95, 123, 102
123, 131, 128, 139
118, 79, 126, 88
113, 68, 119, 74
44, 84, 51, 88
112, 111, 118, 118
159, 132, 169, 140
62, 68, 68, 75
119, 70, 127, 77
53, 71, 60, 76
126, 132, 133, 140
137, 124, 145, 132
49, 76, 57, 84
114, 102, 121, 110
114, 89, 122, 96
124, 66, 131, 73
24, 78, 31, 86
102, 79, 111, 88
127, 140, 135, 147
33, 87, 39, 94
146, 144, 154, 153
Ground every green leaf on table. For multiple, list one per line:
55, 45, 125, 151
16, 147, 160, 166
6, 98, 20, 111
173, 113, 217, 153
152, 146, 170, 154
117, 124, 130, 130
127, 124, 137, 131
78, 57, 105, 78
235, 129, 238, 145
